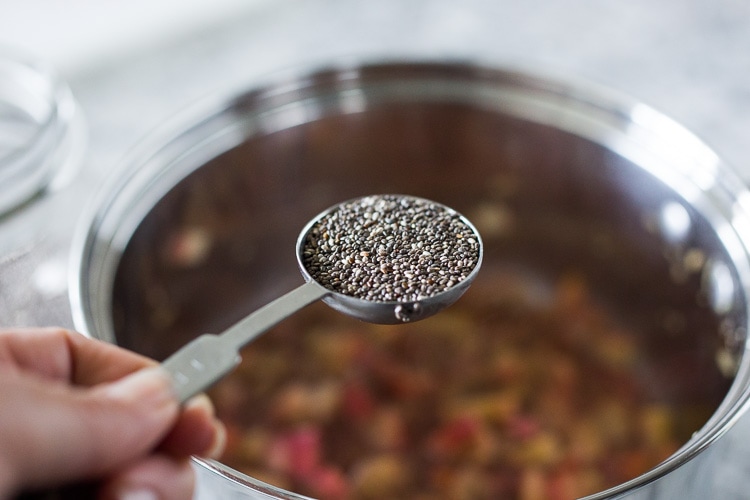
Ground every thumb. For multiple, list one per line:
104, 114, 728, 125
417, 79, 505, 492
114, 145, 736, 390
1, 367, 179, 494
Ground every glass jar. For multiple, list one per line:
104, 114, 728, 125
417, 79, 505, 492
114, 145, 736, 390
0, 48, 83, 216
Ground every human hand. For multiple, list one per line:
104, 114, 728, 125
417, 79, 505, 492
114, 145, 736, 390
0, 328, 226, 500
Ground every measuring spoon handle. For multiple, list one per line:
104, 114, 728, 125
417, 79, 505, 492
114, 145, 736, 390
161, 280, 327, 403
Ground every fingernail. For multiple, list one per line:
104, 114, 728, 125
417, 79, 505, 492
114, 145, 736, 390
104, 367, 175, 408
184, 393, 215, 416
185, 394, 227, 459
115, 486, 158, 500
206, 420, 227, 459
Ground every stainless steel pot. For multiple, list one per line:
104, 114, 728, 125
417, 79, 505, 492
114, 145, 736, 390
70, 61, 750, 499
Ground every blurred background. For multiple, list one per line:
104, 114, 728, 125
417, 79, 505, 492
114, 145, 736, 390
1, 0, 749, 171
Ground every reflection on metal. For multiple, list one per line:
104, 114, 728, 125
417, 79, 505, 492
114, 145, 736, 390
703, 259, 735, 315
659, 201, 692, 243
629, 102, 720, 197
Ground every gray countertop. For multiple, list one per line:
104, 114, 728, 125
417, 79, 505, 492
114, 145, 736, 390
1, 0, 749, 497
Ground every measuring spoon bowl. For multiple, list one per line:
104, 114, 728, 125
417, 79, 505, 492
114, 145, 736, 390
297, 194, 483, 324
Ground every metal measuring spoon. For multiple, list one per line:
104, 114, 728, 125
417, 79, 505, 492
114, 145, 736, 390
162, 194, 483, 402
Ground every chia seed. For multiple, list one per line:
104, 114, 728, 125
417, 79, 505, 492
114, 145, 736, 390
301, 194, 481, 303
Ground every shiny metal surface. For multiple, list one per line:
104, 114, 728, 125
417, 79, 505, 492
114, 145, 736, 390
296, 195, 483, 325
112, 192, 482, 402
162, 282, 324, 403
70, 61, 750, 498
159, 190, 482, 403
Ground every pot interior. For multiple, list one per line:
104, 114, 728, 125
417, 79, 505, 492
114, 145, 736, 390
101, 64, 746, 499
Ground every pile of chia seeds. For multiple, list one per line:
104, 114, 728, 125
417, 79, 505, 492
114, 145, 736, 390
301, 194, 481, 302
